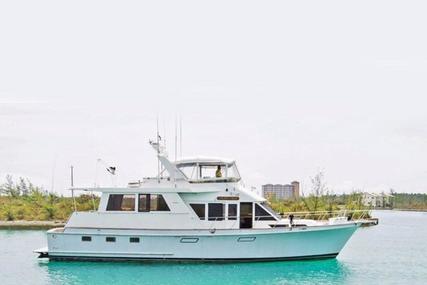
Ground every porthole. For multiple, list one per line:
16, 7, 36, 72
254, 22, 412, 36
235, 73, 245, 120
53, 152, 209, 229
130, 237, 140, 243
82, 236, 92, 242
106, 237, 116, 242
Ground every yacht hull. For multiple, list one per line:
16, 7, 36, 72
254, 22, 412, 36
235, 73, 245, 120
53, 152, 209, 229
42, 223, 358, 262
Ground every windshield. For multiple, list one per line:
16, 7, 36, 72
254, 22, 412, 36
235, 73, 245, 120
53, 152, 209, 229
177, 163, 198, 180
260, 202, 281, 219
176, 162, 241, 182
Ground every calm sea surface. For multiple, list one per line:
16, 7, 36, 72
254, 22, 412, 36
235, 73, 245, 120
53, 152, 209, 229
1, 210, 426, 285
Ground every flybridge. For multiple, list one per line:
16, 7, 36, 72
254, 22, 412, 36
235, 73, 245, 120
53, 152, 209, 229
149, 139, 242, 184
175, 158, 241, 183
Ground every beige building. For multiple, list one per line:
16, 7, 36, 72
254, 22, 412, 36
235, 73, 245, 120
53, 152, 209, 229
262, 181, 300, 200
362, 192, 394, 208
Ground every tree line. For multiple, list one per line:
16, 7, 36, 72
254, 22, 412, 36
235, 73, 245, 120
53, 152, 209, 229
0, 175, 99, 221
1, 174, 426, 221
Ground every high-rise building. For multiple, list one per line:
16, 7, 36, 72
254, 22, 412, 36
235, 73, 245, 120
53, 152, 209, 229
262, 182, 300, 200
291, 181, 300, 199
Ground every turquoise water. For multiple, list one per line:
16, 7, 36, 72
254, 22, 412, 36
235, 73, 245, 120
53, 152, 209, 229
1, 211, 426, 285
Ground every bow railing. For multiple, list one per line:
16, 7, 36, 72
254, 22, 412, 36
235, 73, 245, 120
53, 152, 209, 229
278, 209, 371, 221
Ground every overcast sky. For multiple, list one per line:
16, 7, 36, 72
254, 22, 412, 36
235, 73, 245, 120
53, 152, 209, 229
1, 1, 426, 195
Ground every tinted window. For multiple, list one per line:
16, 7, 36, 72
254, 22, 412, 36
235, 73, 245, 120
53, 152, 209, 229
106, 194, 135, 211
138, 194, 149, 212
208, 203, 224, 221
150, 194, 170, 211
138, 194, 170, 212
190, 204, 205, 220
228, 204, 237, 220
255, 204, 276, 221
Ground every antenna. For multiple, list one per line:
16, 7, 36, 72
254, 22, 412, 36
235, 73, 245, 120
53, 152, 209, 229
174, 116, 178, 161
156, 116, 160, 182
70, 165, 74, 187
162, 120, 166, 177
163, 119, 167, 150
71, 166, 77, 212
179, 117, 182, 158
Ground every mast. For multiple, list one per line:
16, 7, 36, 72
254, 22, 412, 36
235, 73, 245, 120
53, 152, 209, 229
174, 116, 177, 162
157, 117, 160, 182
71, 166, 77, 212
179, 117, 182, 158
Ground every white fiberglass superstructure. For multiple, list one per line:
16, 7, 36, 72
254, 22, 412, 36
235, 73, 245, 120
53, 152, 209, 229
36, 142, 360, 261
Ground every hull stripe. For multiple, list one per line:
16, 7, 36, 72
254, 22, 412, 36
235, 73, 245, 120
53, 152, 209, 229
43, 253, 339, 262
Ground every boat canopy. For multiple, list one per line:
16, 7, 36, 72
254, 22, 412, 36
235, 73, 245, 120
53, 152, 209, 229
175, 156, 235, 165
175, 157, 241, 183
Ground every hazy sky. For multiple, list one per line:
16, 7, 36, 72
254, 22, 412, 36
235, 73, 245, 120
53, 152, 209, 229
1, 1, 426, 195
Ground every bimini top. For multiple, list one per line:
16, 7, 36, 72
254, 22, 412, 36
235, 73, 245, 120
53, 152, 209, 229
175, 156, 235, 166
174, 156, 240, 182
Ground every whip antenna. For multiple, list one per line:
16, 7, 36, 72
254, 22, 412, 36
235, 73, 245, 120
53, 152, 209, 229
156, 116, 160, 182
180, 117, 182, 158
174, 116, 178, 161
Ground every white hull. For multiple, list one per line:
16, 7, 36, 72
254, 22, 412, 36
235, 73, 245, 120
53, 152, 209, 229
42, 223, 358, 261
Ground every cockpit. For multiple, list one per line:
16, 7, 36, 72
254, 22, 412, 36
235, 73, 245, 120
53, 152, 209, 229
175, 157, 241, 183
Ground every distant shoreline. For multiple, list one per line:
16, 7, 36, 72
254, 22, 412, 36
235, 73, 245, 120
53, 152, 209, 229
0, 220, 65, 229
391, 208, 427, 212
372, 208, 427, 212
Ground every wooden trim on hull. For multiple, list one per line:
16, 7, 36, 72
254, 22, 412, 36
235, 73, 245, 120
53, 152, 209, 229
42, 253, 339, 263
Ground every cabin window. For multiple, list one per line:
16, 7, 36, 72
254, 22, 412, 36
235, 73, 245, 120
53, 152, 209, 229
138, 194, 170, 212
208, 203, 224, 221
150, 194, 170, 211
106, 194, 135, 211
130, 237, 140, 243
255, 203, 277, 221
106, 237, 116, 242
228, 204, 237, 220
190, 204, 205, 220
81, 236, 91, 242
138, 194, 150, 212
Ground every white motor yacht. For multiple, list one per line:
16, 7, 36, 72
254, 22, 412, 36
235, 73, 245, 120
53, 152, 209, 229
35, 141, 360, 262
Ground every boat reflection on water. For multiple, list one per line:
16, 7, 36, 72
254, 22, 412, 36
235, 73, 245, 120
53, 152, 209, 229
39, 259, 349, 285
